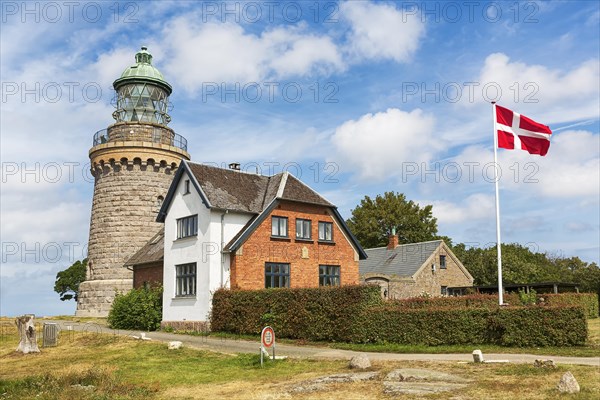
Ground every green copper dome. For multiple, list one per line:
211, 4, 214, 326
113, 46, 172, 95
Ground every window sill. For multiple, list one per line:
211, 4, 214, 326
172, 295, 196, 300
295, 238, 314, 243
174, 236, 198, 243
318, 240, 335, 245
270, 236, 291, 241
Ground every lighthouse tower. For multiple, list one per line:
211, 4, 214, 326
77, 47, 190, 316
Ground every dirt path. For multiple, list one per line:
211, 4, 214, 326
47, 320, 600, 367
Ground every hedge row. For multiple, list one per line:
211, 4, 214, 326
348, 306, 587, 347
211, 286, 588, 346
210, 285, 382, 339
541, 293, 598, 319
389, 292, 599, 319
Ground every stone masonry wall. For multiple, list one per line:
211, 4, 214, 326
87, 160, 175, 281
230, 201, 359, 289
77, 120, 189, 317
388, 245, 473, 299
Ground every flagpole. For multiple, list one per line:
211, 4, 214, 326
492, 101, 504, 305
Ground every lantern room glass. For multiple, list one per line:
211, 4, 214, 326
113, 83, 171, 125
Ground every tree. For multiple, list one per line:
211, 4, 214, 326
54, 258, 87, 301
346, 192, 439, 248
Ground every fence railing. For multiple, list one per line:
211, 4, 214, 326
92, 127, 187, 151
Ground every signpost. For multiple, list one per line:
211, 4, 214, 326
260, 326, 275, 367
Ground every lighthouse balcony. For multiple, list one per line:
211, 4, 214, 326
93, 123, 187, 152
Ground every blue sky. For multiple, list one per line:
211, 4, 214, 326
1, 0, 599, 316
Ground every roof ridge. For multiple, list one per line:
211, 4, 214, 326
365, 239, 444, 251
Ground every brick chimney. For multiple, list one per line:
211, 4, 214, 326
387, 227, 399, 250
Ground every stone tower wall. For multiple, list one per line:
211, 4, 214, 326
87, 159, 175, 280
76, 122, 189, 317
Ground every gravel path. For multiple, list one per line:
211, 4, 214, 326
47, 320, 600, 367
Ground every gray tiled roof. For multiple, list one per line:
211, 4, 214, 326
186, 162, 332, 214
359, 240, 443, 277
126, 228, 164, 267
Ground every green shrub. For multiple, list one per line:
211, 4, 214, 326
348, 306, 587, 346
211, 285, 382, 340
540, 293, 599, 319
389, 292, 598, 319
518, 288, 537, 305
494, 306, 587, 347
211, 286, 587, 346
108, 286, 163, 331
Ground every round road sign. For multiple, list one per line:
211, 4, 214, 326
261, 326, 275, 348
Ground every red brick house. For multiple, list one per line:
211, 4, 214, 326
127, 161, 366, 325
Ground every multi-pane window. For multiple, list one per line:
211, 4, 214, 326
318, 221, 333, 241
176, 263, 196, 297
296, 219, 312, 240
441, 286, 448, 296
440, 255, 447, 269
177, 215, 198, 239
271, 216, 288, 237
319, 265, 340, 286
265, 263, 290, 288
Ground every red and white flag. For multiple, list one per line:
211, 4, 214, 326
495, 105, 552, 156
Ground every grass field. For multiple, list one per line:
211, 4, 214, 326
1, 328, 599, 399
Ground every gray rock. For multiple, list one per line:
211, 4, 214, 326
290, 372, 379, 393
472, 349, 484, 363
383, 381, 468, 395
384, 369, 471, 383
349, 353, 371, 369
557, 371, 580, 394
533, 359, 556, 368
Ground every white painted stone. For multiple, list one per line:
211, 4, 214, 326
472, 349, 484, 363
168, 341, 183, 350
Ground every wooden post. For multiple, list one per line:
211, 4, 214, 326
15, 315, 40, 354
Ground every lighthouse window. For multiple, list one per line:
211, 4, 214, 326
177, 215, 198, 239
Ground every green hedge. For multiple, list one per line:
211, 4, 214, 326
348, 306, 587, 347
389, 293, 599, 319
540, 293, 598, 319
211, 286, 588, 346
211, 285, 382, 340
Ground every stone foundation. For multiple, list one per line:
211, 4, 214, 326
161, 320, 211, 333
75, 279, 133, 317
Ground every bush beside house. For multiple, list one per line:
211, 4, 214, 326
211, 286, 589, 346
108, 286, 163, 331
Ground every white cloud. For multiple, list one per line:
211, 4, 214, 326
159, 17, 345, 94
330, 108, 437, 180
469, 53, 600, 123
340, 1, 424, 63
427, 194, 495, 225
533, 130, 600, 198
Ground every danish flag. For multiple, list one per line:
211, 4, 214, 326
495, 105, 552, 156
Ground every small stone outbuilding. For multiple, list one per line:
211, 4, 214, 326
360, 235, 473, 299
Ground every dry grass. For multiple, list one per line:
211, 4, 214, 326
0, 329, 598, 399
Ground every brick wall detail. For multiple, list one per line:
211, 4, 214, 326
230, 201, 359, 290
